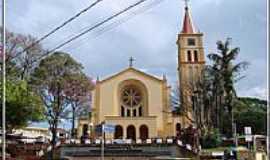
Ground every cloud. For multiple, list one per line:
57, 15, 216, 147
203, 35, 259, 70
238, 87, 267, 100
6, 0, 267, 99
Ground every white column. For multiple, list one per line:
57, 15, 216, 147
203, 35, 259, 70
123, 126, 127, 139
136, 125, 140, 139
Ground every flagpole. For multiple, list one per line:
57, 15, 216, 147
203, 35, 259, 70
1, 0, 6, 159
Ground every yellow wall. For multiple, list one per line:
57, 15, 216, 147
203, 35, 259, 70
96, 68, 166, 131
78, 68, 184, 139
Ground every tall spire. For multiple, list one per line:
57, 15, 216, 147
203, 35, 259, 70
181, 0, 195, 34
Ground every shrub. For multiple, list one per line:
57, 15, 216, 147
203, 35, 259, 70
201, 128, 222, 148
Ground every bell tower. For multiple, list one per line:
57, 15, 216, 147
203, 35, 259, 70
177, 1, 205, 126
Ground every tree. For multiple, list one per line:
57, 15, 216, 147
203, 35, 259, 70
207, 38, 248, 137
234, 97, 267, 134
172, 38, 249, 139
2, 28, 44, 81
30, 52, 84, 159
0, 80, 44, 133
0, 29, 45, 133
64, 73, 94, 138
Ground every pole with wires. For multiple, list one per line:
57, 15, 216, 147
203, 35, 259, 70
1, 0, 6, 159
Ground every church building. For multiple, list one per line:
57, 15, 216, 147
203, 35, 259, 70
78, 2, 205, 140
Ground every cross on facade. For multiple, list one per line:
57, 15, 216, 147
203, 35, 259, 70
129, 57, 135, 67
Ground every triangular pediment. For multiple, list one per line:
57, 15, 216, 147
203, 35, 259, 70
99, 67, 164, 84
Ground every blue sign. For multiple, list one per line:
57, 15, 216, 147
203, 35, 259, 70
103, 124, 115, 133
95, 124, 115, 135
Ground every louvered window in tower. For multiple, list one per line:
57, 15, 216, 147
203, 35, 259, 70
187, 50, 192, 62
194, 50, 198, 62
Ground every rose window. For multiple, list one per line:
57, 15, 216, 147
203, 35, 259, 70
121, 86, 142, 108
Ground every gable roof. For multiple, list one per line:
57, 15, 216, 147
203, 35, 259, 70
99, 67, 164, 84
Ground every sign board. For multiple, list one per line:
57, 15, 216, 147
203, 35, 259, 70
244, 127, 252, 135
103, 124, 115, 133
245, 135, 253, 142
95, 124, 115, 135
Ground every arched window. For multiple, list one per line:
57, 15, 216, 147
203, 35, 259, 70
114, 125, 123, 139
139, 125, 149, 140
120, 84, 144, 117
127, 125, 136, 140
127, 109, 130, 117
187, 50, 192, 62
82, 124, 88, 136
121, 106, 125, 117
139, 107, 142, 117
176, 123, 181, 137
133, 109, 137, 117
194, 50, 198, 62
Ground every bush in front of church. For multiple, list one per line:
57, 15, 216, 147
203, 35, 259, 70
200, 128, 222, 149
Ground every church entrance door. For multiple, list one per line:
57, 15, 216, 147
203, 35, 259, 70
126, 125, 136, 140
139, 125, 148, 140
176, 123, 181, 138
82, 124, 88, 136
114, 125, 123, 139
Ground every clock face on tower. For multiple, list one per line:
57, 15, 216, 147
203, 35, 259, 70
121, 85, 142, 108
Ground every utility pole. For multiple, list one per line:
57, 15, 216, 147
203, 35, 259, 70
101, 124, 105, 160
267, 0, 270, 157
1, 0, 6, 159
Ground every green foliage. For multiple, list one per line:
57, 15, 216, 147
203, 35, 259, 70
64, 73, 94, 138
201, 128, 222, 149
207, 38, 249, 137
31, 52, 84, 123
0, 29, 45, 132
30, 51, 85, 159
235, 97, 266, 112
1, 80, 44, 132
234, 97, 267, 134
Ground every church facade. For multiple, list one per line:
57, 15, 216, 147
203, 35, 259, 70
78, 3, 205, 140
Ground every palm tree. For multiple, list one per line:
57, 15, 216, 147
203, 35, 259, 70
207, 38, 248, 137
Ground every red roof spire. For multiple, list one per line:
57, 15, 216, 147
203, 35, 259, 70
181, 1, 195, 34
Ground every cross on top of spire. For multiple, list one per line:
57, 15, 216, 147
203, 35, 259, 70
129, 56, 135, 67
181, 0, 195, 33
183, 0, 190, 9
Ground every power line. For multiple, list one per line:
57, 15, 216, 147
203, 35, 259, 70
12, 0, 103, 59
48, 0, 148, 53
63, 0, 166, 52
32, 0, 149, 64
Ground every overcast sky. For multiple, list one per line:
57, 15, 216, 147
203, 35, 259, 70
7, 0, 267, 100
